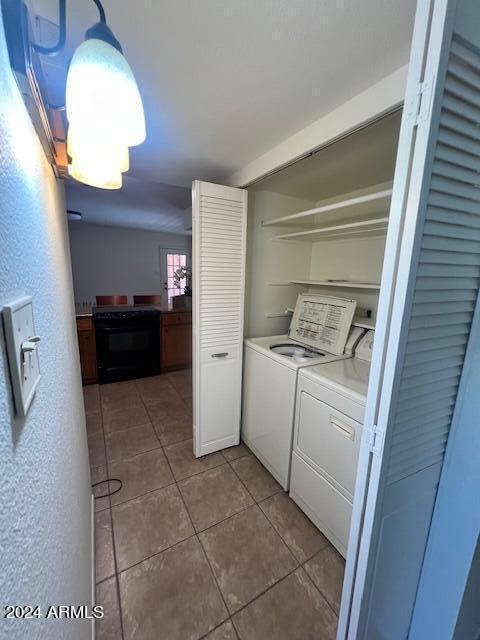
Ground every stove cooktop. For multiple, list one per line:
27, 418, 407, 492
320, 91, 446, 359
93, 305, 160, 320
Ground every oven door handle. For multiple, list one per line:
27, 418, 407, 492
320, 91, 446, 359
95, 323, 153, 332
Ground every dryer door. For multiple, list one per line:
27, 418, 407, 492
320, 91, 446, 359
295, 390, 362, 500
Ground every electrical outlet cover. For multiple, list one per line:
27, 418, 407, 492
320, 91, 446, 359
2, 296, 41, 417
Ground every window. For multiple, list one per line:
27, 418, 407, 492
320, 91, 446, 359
160, 249, 189, 304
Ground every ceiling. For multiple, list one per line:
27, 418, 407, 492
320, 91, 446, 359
31, 0, 416, 232
256, 110, 402, 202
66, 176, 192, 234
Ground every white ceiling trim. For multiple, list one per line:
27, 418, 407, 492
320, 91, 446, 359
228, 65, 408, 188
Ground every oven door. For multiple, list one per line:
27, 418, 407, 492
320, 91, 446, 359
95, 317, 160, 383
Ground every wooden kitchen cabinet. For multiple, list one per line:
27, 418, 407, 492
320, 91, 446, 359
76, 316, 98, 385
160, 312, 192, 372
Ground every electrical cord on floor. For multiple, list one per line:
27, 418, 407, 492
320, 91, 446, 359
92, 478, 123, 499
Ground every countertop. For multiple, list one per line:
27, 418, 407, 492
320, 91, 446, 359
75, 303, 192, 318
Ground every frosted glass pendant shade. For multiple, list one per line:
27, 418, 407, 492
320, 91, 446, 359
66, 38, 146, 147
68, 157, 122, 190
67, 126, 130, 173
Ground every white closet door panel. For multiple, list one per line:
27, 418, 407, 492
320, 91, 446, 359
436, 143, 480, 171
341, 1, 480, 638
198, 346, 242, 454
399, 364, 462, 390
398, 377, 460, 402
355, 464, 442, 640
193, 180, 247, 457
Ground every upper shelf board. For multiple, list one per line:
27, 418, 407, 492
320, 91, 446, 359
289, 279, 381, 290
353, 316, 376, 329
276, 217, 389, 242
262, 188, 392, 228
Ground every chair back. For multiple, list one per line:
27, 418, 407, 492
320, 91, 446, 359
133, 295, 161, 305
96, 295, 128, 306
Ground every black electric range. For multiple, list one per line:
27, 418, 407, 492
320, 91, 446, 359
93, 306, 160, 384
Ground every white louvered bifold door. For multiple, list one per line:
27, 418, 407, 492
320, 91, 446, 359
192, 181, 247, 457
339, 1, 480, 638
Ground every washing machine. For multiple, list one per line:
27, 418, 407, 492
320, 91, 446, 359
241, 293, 363, 490
289, 330, 374, 557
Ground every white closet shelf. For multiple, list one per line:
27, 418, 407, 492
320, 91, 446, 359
264, 311, 293, 318
353, 316, 376, 330
262, 188, 392, 227
265, 281, 300, 286
288, 279, 381, 290
276, 217, 389, 242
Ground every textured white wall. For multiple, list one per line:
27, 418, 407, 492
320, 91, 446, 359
244, 189, 386, 338
309, 235, 385, 319
0, 11, 92, 640
245, 189, 315, 338
68, 222, 191, 304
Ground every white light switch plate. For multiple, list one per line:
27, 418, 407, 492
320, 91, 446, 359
3, 296, 41, 417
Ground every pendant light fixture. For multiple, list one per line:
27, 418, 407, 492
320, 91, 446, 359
67, 126, 130, 173
1, 0, 145, 187
13, 0, 146, 189
66, 38, 146, 148
64, 0, 145, 189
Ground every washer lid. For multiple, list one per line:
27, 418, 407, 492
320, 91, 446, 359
270, 343, 325, 361
289, 293, 357, 356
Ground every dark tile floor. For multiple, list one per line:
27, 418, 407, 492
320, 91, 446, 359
84, 371, 345, 640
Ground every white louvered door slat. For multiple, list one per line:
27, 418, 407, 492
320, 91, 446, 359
340, 1, 480, 638
192, 181, 247, 457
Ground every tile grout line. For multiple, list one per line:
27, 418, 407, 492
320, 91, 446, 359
110, 377, 187, 635
107, 442, 164, 466
173, 457, 229, 485
106, 449, 229, 510
186, 465, 312, 628
225, 457, 341, 622
109, 478, 177, 510
226, 455, 284, 508
101, 384, 128, 640
226, 456, 259, 505
107, 467, 336, 633
225, 460, 302, 576
300, 561, 340, 622
95, 377, 339, 636
93, 377, 194, 637
138, 377, 186, 411
252, 491, 339, 617
158, 431, 234, 630
196, 533, 232, 627
256, 493, 328, 566
196, 532, 305, 629
103, 419, 154, 436
249, 480, 339, 620
101, 385, 243, 577
115, 532, 199, 577
197, 618, 239, 640
227, 561, 302, 623
113, 499, 260, 578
